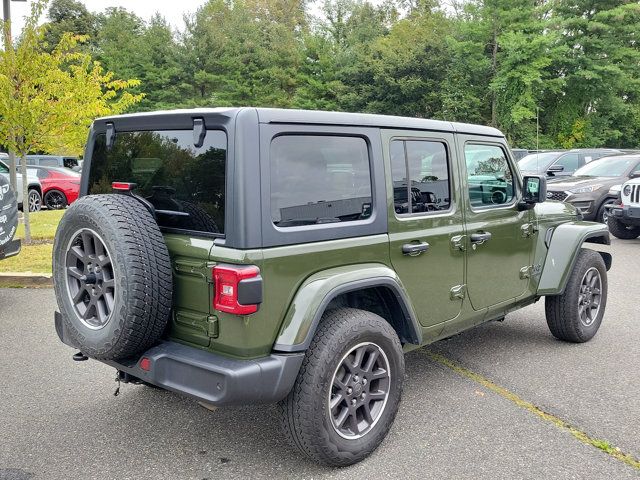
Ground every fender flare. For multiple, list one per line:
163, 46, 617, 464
272, 263, 421, 353
537, 221, 611, 296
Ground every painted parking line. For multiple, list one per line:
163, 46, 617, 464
421, 350, 640, 471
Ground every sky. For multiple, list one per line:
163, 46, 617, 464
8, 0, 209, 36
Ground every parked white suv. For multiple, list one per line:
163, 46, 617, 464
0, 156, 43, 212
606, 177, 640, 239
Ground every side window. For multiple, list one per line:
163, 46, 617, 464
270, 135, 372, 227
631, 162, 640, 176
0, 162, 8, 174
40, 158, 60, 167
26, 158, 37, 166
554, 153, 580, 172
464, 144, 515, 208
390, 139, 451, 215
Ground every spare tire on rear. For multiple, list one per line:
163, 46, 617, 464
53, 194, 173, 360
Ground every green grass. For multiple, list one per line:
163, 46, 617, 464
1, 210, 63, 274
0, 243, 53, 274
15, 210, 64, 241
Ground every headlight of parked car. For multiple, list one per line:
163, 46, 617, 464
569, 184, 603, 194
623, 184, 632, 196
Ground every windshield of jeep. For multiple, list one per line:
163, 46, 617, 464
87, 129, 226, 235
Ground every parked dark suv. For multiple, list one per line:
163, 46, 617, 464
53, 108, 612, 466
545, 154, 640, 223
519, 149, 620, 178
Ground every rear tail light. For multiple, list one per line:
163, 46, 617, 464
213, 265, 262, 315
112, 182, 136, 191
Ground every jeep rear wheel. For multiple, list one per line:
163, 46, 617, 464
607, 217, 640, 239
53, 194, 172, 360
278, 307, 404, 467
545, 249, 607, 343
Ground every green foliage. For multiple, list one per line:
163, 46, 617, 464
28, 0, 640, 151
0, 0, 143, 242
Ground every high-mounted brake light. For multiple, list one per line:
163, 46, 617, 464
213, 265, 262, 315
112, 182, 136, 191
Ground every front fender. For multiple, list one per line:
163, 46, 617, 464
537, 221, 611, 296
272, 263, 420, 352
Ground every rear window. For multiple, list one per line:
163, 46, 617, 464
88, 129, 226, 235
270, 135, 372, 227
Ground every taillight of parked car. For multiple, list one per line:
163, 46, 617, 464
213, 265, 263, 315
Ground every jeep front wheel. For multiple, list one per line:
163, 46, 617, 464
545, 249, 607, 343
278, 307, 404, 467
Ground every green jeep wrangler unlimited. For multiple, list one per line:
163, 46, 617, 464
53, 108, 612, 466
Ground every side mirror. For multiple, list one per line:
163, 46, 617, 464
520, 175, 547, 209
547, 164, 564, 175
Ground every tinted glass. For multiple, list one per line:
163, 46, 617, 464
554, 153, 580, 172
88, 130, 226, 234
391, 140, 450, 214
465, 144, 515, 208
0, 162, 8, 174
270, 135, 372, 227
39, 158, 60, 167
518, 152, 560, 172
574, 156, 638, 177
63, 157, 79, 168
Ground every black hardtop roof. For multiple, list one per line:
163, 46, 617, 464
95, 107, 505, 138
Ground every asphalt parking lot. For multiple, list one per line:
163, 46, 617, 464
1, 238, 638, 480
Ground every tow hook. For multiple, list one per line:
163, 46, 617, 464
72, 351, 88, 361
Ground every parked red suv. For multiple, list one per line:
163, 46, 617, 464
28, 166, 81, 210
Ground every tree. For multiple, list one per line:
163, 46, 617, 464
44, 0, 97, 50
0, 0, 143, 243
544, 0, 640, 148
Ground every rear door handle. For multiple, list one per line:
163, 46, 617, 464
470, 232, 492, 244
402, 242, 430, 256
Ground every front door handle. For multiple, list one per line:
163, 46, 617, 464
470, 232, 492, 245
402, 242, 430, 256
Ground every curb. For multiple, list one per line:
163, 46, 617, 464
0, 272, 53, 288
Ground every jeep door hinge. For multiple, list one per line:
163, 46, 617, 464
521, 223, 537, 238
450, 235, 466, 252
450, 284, 466, 301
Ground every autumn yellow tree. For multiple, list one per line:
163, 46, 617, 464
0, 0, 143, 243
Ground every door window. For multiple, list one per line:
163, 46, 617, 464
270, 135, 372, 227
0, 162, 8, 174
464, 144, 515, 208
390, 139, 451, 215
554, 153, 580, 172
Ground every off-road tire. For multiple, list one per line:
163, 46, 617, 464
0, 176, 18, 248
53, 194, 172, 360
179, 201, 219, 233
278, 307, 404, 467
44, 189, 68, 210
545, 249, 607, 343
607, 217, 640, 240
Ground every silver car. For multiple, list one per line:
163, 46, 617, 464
0, 155, 43, 211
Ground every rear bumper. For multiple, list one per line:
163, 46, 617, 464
606, 204, 640, 226
0, 239, 21, 261
55, 311, 304, 406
